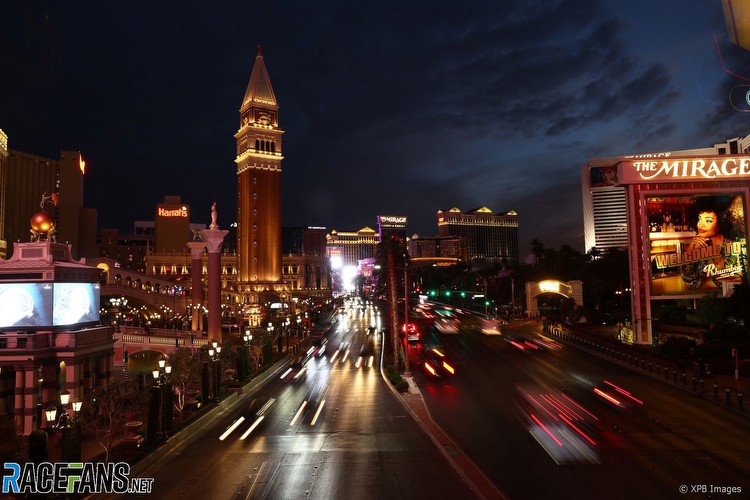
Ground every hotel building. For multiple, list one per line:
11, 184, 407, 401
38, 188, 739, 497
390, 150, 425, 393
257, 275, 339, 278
582, 134, 750, 252
0, 135, 96, 260
436, 206, 519, 266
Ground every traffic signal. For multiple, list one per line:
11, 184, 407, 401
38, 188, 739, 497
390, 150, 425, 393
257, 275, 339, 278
460, 291, 466, 298
429, 290, 436, 297
445, 291, 452, 297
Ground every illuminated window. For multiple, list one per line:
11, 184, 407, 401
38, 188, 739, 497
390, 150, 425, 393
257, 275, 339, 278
253, 177, 257, 184
253, 224, 257, 231
253, 241, 257, 247
253, 192, 257, 200
253, 208, 257, 215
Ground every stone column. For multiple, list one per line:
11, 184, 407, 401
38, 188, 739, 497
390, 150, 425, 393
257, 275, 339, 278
200, 228, 228, 342
187, 241, 207, 332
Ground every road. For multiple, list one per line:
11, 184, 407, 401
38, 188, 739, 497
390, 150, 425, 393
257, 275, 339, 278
107, 298, 475, 499
412, 318, 750, 499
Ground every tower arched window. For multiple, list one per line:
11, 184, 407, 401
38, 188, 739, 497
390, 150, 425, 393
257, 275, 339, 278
255, 139, 260, 150
271, 142, 275, 153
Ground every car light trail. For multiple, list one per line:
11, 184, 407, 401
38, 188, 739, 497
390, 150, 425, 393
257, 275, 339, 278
240, 416, 265, 440
594, 388, 622, 407
310, 399, 326, 426
294, 366, 307, 379
291, 401, 308, 426
280, 368, 292, 379
442, 361, 455, 374
219, 416, 245, 441
368, 356, 374, 368
256, 398, 276, 416
530, 414, 563, 447
355, 356, 362, 368
330, 350, 340, 363
307, 346, 316, 356
341, 349, 350, 363
425, 362, 437, 376
431, 348, 445, 357
604, 380, 644, 405
559, 413, 596, 446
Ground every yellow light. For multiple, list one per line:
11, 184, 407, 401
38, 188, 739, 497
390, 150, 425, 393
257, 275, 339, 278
442, 362, 455, 374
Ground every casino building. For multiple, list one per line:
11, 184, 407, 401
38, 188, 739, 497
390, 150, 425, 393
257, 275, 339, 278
584, 145, 750, 345
582, 134, 750, 252
0, 132, 97, 261
436, 206, 519, 266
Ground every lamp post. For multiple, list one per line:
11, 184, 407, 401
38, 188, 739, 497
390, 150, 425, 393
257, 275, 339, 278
45, 391, 82, 461
152, 359, 172, 441
243, 330, 253, 378
208, 341, 222, 403
267, 322, 275, 356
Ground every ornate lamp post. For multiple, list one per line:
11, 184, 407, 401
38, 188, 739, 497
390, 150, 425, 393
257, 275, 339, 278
45, 391, 82, 461
208, 341, 222, 403
242, 330, 253, 379
152, 359, 172, 441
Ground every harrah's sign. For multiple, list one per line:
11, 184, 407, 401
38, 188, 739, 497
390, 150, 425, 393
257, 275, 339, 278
619, 156, 750, 184
158, 207, 188, 218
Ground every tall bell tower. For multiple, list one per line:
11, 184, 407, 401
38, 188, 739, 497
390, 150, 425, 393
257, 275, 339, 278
234, 45, 286, 324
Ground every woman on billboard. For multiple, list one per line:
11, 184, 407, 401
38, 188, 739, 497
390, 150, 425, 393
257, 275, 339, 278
680, 196, 745, 290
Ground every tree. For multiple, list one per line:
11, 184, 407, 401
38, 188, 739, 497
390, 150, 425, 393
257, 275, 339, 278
168, 348, 202, 417
81, 380, 146, 463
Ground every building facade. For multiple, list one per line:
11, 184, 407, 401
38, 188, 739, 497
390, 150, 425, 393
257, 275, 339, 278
582, 134, 750, 252
326, 227, 380, 269
0, 143, 93, 260
0, 240, 114, 435
233, 46, 288, 325
155, 195, 192, 254
436, 206, 519, 266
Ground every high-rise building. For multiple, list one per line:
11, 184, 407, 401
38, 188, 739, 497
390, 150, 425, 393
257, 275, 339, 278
326, 227, 380, 268
436, 206, 519, 266
0, 139, 93, 260
154, 195, 191, 253
582, 134, 750, 252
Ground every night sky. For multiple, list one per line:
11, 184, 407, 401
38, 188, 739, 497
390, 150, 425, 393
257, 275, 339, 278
2, 1, 750, 255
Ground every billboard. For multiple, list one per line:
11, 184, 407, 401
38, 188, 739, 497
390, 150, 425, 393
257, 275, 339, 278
647, 193, 747, 296
0, 284, 53, 328
53, 283, 100, 326
0, 283, 100, 328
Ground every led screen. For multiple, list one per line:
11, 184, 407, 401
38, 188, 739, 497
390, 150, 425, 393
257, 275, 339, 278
53, 283, 100, 326
647, 193, 747, 296
0, 283, 53, 328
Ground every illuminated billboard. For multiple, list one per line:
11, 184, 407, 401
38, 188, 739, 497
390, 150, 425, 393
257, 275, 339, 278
0, 284, 53, 328
53, 283, 100, 326
0, 283, 100, 328
647, 193, 747, 296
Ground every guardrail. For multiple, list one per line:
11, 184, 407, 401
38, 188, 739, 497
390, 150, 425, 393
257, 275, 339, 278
543, 325, 748, 414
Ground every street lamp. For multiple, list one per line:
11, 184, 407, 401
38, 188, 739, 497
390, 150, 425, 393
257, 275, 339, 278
152, 358, 172, 441
45, 391, 82, 461
208, 341, 222, 403
242, 330, 253, 378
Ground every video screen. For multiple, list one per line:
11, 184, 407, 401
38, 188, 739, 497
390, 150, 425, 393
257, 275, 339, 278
647, 193, 747, 296
53, 283, 100, 326
0, 283, 53, 328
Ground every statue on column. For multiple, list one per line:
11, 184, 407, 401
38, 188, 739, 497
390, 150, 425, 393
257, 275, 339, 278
210, 202, 219, 230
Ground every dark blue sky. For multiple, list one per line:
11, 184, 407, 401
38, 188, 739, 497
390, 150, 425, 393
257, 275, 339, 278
2, 0, 749, 254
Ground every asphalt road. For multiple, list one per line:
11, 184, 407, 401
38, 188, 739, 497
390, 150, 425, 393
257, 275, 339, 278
103, 299, 476, 499
412, 319, 750, 499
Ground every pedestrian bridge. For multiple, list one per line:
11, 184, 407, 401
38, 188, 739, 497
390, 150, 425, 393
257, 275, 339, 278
113, 326, 209, 370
